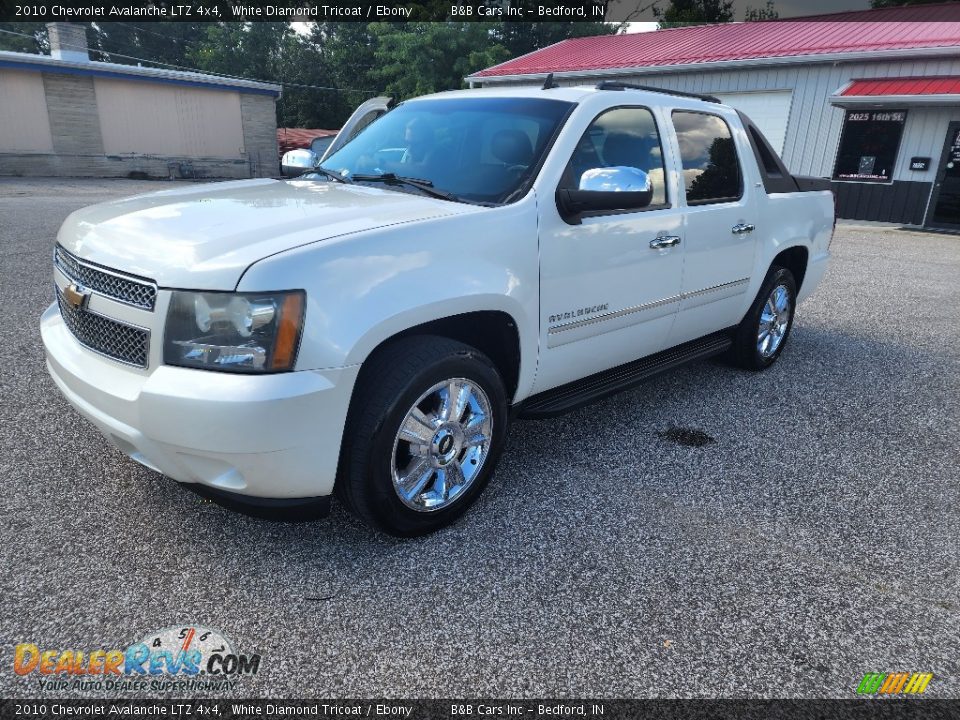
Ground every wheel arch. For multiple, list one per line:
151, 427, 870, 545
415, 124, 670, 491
354, 309, 523, 401
771, 244, 809, 292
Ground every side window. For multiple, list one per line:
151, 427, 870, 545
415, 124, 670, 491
562, 107, 668, 208
672, 111, 742, 205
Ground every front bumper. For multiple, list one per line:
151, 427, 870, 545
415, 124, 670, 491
41, 302, 359, 501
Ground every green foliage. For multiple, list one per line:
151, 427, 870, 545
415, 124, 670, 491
0, 22, 47, 53
492, 21, 618, 58
744, 1, 779, 20
653, 0, 735, 26
369, 22, 509, 99
186, 22, 292, 81
91, 22, 210, 68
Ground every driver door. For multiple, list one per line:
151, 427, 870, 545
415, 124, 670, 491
534, 105, 686, 393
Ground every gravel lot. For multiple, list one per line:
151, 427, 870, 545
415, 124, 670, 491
1, 178, 958, 699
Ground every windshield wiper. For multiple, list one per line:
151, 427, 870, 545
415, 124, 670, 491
311, 166, 353, 184
351, 173, 459, 202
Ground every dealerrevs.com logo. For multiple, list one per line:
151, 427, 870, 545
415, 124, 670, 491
14, 625, 261, 693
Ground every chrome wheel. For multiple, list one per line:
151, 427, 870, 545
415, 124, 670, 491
757, 284, 791, 358
391, 378, 493, 512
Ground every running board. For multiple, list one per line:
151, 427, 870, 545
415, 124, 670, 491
517, 331, 733, 419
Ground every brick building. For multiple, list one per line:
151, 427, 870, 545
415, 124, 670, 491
0, 23, 281, 179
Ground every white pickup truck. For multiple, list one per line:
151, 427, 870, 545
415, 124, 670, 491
41, 83, 834, 536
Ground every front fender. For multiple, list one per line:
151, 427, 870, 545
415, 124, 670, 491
237, 195, 542, 399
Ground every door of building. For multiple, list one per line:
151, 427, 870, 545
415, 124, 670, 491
927, 121, 960, 230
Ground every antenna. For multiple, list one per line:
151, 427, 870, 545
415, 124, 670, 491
542, 73, 559, 90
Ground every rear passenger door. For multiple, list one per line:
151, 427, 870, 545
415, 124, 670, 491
667, 110, 758, 346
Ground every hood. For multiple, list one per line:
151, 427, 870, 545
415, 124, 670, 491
57, 178, 478, 290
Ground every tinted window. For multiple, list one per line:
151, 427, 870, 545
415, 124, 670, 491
672, 111, 742, 204
321, 97, 573, 205
833, 109, 906, 183
561, 107, 668, 207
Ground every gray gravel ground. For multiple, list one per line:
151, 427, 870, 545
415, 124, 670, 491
1, 178, 958, 699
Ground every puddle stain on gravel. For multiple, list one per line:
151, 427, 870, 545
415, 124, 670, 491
656, 427, 717, 447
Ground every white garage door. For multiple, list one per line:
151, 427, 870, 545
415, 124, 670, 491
714, 90, 793, 155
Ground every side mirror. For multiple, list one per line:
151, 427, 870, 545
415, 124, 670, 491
557, 166, 654, 222
281, 148, 318, 177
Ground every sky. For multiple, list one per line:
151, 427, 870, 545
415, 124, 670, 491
624, 22, 658, 33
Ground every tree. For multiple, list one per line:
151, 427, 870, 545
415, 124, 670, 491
687, 136, 738, 200
299, 22, 382, 127
185, 23, 291, 80
653, 0, 734, 27
90, 23, 209, 68
493, 21, 618, 59
186, 23, 332, 128
369, 22, 509, 99
744, 1, 779, 20
0, 22, 48, 53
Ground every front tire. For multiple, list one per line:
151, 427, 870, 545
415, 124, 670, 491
728, 266, 797, 370
337, 336, 508, 537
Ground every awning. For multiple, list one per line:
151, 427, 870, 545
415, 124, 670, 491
831, 76, 960, 107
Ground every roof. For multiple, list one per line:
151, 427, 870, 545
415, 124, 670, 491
418, 84, 727, 116
470, 4, 960, 81
422, 86, 595, 102
420, 84, 726, 112
831, 75, 960, 107
840, 76, 960, 96
278, 128, 339, 154
0, 49, 281, 96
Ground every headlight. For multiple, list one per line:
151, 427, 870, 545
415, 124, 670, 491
164, 290, 305, 373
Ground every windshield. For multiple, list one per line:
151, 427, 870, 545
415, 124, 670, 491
319, 96, 574, 205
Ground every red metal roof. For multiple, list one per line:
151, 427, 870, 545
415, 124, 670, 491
277, 127, 338, 154
840, 76, 960, 96
471, 4, 960, 79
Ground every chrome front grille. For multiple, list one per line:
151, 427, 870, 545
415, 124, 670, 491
55, 245, 157, 310
56, 288, 150, 368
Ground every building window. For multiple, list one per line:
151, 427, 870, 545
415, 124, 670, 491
833, 109, 907, 183
671, 111, 743, 205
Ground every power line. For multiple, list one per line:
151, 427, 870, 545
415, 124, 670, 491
108, 21, 210, 50
0, 26, 379, 94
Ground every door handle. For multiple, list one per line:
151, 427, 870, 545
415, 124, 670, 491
732, 223, 755, 235
650, 235, 681, 249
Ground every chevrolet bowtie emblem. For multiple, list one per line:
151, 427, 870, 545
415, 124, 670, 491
63, 283, 90, 310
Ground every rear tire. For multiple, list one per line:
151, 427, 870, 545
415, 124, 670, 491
337, 335, 508, 537
728, 266, 797, 370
